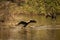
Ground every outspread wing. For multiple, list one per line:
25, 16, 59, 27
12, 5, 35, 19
16, 21, 27, 26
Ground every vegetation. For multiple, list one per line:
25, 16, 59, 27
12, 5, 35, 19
0, 0, 60, 15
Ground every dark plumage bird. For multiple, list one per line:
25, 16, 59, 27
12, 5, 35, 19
16, 20, 36, 27
46, 13, 56, 19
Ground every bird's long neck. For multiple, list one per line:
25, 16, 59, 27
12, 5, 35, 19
23, 22, 31, 27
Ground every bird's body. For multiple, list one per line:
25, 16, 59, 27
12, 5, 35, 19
16, 20, 36, 27
17, 21, 28, 27
46, 13, 56, 19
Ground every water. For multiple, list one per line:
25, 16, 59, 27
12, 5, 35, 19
0, 14, 59, 40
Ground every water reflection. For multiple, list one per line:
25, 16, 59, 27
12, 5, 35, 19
0, 14, 58, 40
